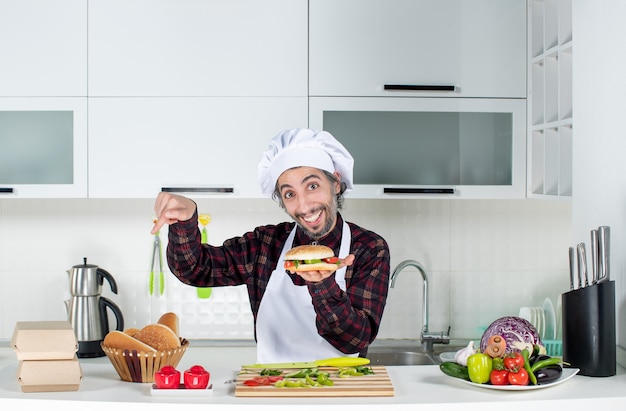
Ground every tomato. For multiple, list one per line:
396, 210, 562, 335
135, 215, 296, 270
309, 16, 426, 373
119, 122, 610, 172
243, 376, 275, 386
183, 365, 210, 389
489, 369, 509, 385
284, 260, 296, 269
154, 365, 181, 389
503, 352, 524, 372
508, 368, 529, 386
323, 256, 340, 264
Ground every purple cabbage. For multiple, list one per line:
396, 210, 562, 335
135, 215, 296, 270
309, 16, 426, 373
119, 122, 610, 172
480, 316, 542, 354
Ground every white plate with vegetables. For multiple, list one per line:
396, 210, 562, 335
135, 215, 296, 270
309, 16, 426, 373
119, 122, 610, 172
448, 368, 579, 391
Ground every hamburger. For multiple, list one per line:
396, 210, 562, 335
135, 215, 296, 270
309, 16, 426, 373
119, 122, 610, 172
283, 245, 341, 272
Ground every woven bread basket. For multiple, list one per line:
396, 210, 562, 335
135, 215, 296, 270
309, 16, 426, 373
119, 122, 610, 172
101, 339, 188, 383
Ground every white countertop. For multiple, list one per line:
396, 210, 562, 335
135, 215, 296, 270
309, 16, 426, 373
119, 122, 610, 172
1, 343, 626, 411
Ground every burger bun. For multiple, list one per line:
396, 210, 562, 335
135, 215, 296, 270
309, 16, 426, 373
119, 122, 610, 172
103, 330, 157, 353
285, 245, 339, 272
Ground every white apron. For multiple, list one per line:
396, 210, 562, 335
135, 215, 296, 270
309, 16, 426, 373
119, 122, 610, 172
255, 221, 356, 363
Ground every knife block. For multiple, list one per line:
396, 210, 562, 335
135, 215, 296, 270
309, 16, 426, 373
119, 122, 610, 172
561, 280, 616, 377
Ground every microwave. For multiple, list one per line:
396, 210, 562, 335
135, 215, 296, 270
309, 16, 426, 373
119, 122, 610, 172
309, 97, 526, 199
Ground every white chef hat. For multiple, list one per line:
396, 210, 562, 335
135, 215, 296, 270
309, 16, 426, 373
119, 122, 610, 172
258, 128, 354, 197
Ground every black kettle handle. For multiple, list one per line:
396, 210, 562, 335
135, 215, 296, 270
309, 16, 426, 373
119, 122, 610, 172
97, 268, 119, 294
99, 297, 125, 334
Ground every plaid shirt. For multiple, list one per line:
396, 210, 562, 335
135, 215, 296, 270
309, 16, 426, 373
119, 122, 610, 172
166, 211, 390, 355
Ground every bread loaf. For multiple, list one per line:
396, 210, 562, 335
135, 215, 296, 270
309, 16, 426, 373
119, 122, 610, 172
104, 312, 182, 352
123, 327, 140, 337
103, 330, 157, 353
133, 323, 181, 351
157, 312, 179, 337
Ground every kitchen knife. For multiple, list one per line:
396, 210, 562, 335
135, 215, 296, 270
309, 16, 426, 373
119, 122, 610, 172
590, 229, 599, 284
242, 357, 370, 369
597, 226, 610, 282
576, 243, 588, 288
568, 246, 575, 290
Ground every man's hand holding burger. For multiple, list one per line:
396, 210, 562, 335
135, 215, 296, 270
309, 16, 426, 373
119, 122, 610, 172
283, 245, 355, 282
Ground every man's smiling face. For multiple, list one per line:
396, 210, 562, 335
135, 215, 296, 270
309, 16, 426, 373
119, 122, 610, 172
277, 166, 341, 240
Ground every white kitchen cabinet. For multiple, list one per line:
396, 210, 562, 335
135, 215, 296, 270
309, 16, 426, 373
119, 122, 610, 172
0, 0, 87, 97
310, 97, 527, 199
528, 0, 572, 198
309, 0, 527, 98
88, 97, 308, 198
88, 0, 307, 97
0, 98, 88, 198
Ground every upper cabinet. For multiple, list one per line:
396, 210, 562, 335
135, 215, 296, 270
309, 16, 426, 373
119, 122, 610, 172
309, 0, 527, 98
0, 1, 87, 198
310, 97, 527, 199
528, 0, 573, 198
88, 0, 307, 97
0, 0, 87, 97
0, 98, 88, 198
88, 97, 307, 198
86, 0, 309, 198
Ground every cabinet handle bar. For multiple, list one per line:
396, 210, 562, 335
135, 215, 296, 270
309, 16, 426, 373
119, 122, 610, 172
384, 84, 456, 92
162, 187, 234, 194
384, 188, 455, 194
0, 187, 14, 194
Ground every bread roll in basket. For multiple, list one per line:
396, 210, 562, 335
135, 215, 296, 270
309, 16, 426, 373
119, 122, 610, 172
101, 313, 187, 383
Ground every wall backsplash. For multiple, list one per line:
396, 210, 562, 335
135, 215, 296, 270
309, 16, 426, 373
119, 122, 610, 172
0, 198, 571, 343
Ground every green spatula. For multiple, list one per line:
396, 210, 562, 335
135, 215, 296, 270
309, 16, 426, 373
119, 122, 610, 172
197, 213, 212, 299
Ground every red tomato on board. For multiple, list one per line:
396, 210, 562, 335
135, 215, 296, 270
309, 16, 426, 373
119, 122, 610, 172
243, 376, 279, 386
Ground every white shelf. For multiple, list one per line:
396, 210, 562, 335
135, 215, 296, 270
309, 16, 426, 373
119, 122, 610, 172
528, 0, 573, 198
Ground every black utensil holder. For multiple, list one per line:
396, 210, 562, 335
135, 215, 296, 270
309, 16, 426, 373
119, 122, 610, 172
561, 280, 616, 377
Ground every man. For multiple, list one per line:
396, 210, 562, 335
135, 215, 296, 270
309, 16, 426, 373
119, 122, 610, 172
152, 128, 390, 362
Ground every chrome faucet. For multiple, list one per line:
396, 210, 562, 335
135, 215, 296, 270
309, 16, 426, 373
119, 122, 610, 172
390, 260, 450, 354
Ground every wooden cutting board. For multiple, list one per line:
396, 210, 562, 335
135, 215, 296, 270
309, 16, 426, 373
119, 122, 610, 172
235, 366, 394, 397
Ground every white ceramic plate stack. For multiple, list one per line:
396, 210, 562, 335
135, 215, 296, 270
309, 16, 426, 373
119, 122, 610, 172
543, 297, 557, 340
555, 295, 562, 340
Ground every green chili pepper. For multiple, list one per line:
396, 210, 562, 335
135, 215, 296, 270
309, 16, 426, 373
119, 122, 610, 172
259, 368, 282, 376
522, 348, 538, 385
317, 373, 334, 386
531, 356, 562, 373
466, 353, 493, 384
284, 379, 308, 388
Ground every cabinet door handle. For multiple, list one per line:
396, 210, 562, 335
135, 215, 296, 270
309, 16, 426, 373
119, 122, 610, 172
384, 187, 455, 194
0, 187, 14, 194
161, 187, 234, 194
383, 84, 456, 92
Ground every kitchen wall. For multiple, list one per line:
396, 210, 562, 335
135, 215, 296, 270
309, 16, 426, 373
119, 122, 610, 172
0, 197, 571, 343
572, 0, 626, 366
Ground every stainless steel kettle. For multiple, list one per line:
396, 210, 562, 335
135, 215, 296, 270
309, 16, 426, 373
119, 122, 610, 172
65, 258, 124, 358
68, 257, 119, 296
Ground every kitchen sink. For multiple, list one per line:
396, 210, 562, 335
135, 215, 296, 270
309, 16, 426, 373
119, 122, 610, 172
365, 344, 465, 366
367, 350, 437, 366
